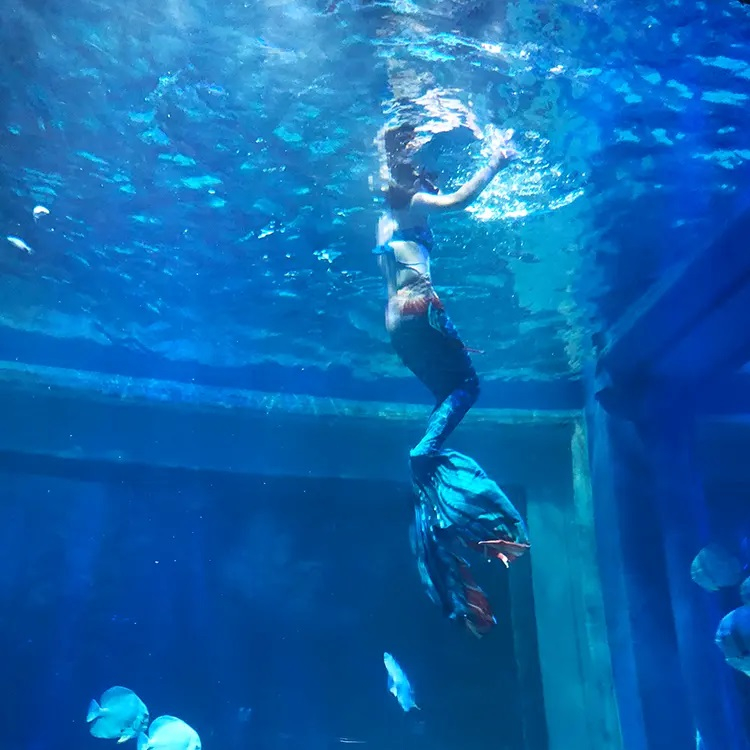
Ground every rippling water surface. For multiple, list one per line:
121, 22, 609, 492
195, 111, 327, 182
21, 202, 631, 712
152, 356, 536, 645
1, 0, 749, 385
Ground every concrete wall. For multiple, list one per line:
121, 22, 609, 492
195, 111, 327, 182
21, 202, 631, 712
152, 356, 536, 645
1, 360, 621, 750
585, 387, 750, 750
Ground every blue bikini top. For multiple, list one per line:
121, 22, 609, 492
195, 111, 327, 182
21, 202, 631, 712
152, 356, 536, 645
373, 226, 434, 259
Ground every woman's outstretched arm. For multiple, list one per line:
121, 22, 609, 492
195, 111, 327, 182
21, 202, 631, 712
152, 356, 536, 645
411, 144, 516, 214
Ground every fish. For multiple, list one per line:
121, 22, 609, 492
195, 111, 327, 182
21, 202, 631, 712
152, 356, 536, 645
87, 686, 149, 743
715, 605, 750, 676
383, 652, 419, 712
6, 236, 33, 254
197, 82, 226, 97
690, 544, 743, 592
138, 715, 201, 750
33, 205, 50, 219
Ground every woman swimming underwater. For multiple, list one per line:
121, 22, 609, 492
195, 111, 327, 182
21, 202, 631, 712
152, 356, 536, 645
374, 124, 530, 637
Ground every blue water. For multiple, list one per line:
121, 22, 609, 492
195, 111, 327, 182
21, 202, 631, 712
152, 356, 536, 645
0, 467, 541, 750
3, 0, 750, 748
1, 0, 749, 389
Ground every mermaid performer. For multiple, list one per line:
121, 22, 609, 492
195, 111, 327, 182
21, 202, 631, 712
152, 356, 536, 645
374, 124, 530, 637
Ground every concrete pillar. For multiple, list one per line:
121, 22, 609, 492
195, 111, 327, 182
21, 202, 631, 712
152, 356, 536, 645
636, 391, 747, 750
520, 423, 622, 750
586, 378, 747, 750
569, 421, 624, 748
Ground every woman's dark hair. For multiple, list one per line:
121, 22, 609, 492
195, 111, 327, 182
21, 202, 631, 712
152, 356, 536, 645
382, 124, 439, 209
383, 123, 417, 163
386, 161, 421, 209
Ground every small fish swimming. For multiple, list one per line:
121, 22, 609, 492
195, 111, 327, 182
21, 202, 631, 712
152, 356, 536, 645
383, 652, 419, 712
196, 82, 226, 97
138, 715, 201, 750
6, 236, 33, 255
32, 205, 49, 220
87, 686, 149, 743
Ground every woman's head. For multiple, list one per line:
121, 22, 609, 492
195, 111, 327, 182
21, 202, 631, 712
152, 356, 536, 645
383, 123, 417, 163
382, 124, 439, 209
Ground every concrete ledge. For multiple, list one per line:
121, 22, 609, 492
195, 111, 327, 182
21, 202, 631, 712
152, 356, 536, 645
0, 325, 585, 410
0, 361, 578, 485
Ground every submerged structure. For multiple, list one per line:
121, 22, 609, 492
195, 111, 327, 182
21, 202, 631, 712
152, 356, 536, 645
3, 198, 750, 749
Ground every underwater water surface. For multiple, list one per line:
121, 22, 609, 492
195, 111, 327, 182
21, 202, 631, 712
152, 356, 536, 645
0, 0, 749, 388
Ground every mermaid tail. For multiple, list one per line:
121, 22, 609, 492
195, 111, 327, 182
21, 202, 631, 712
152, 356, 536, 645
410, 449, 530, 635
410, 500, 496, 637
411, 449, 530, 551
456, 559, 496, 638
388, 296, 528, 632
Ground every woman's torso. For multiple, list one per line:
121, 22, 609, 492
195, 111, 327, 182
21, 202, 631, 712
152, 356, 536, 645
376, 209, 433, 294
376, 209, 442, 331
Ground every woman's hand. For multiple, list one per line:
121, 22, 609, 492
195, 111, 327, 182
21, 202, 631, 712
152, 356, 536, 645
489, 144, 518, 170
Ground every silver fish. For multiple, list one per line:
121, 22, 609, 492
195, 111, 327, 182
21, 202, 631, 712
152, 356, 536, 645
383, 652, 419, 712
6, 236, 33, 255
138, 715, 201, 750
87, 686, 149, 743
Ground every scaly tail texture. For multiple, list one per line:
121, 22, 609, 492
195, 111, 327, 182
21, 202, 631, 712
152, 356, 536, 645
409, 448, 530, 635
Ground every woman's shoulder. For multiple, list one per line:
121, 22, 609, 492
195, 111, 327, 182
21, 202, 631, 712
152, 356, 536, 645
390, 205, 430, 229
379, 206, 431, 235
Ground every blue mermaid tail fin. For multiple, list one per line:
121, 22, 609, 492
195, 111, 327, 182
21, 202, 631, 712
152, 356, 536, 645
409, 449, 530, 634
410, 449, 530, 554
410, 501, 496, 637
